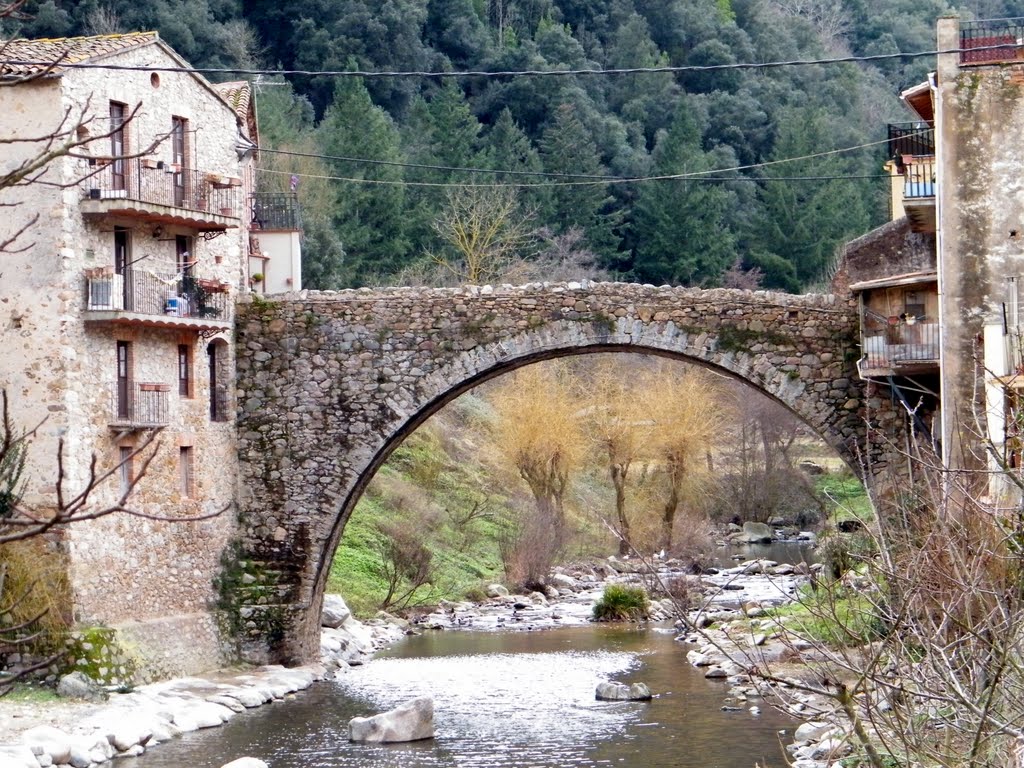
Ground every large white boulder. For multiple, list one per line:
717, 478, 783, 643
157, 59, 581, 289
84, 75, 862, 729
220, 759, 270, 768
349, 696, 435, 743
322, 594, 352, 628
22, 725, 73, 764
0, 745, 42, 768
595, 682, 653, 701
739, 522, 773, 543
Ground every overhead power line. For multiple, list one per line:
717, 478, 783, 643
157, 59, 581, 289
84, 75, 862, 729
258, 132, 904, 189
258, 145, 893, 185
2, 42, 1020, 80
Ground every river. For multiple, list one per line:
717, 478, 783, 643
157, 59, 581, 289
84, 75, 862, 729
119, 542, 812, 767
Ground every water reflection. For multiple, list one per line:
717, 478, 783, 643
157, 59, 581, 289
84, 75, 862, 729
120, 626, 796, 768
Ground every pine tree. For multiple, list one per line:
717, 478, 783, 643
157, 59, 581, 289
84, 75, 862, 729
629, 103, 738, 286
539, 103, 620, 258
316, 79, 410, 285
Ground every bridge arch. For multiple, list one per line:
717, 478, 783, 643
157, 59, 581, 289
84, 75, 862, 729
232, 283, 903, 664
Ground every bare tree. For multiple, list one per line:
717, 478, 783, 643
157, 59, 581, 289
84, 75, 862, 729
581, 359, 657, 555
648, 366, 725, 551
0, 391, 222, 693
488, 362, 585, 584
1, 19, 165, 253
427, 185, 538, 285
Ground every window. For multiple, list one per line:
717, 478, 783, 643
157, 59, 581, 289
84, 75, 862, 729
904, 290, 926, 320
110, 101, 127, 191
178, 344, 192, 397
116, 341, 131, 420
114, 226, 130, 309
176, 235, 193, 276
171, 116, 188, 206
179, 446, 194, 498
118, 446, 132, 497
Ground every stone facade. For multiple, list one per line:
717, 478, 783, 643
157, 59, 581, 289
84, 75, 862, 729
0, 34, 253, 678
933, 17, 1024, 494
233, 282, 907, 664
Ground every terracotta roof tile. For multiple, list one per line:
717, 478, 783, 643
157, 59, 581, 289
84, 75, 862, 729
0, 32, 159, 77
213, 80, 252, 120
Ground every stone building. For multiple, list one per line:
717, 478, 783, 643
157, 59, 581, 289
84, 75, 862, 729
0, 32, 299, 677
841, 15, 1024, 502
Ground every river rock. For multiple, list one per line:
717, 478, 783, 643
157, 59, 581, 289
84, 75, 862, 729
57, 670, 108, 702
221, 759, 270, 768
793, 721, 832, 742
595, 681, 653, 701
322, 594, 352, 628
549, 573, 578, 592
349, 696, 435, 743
739, 522, 774, 543
0, 745, 42, 768
486, 584, 510, 598
21, 725, 73, 764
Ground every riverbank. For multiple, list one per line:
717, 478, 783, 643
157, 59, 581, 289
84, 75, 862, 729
0, 550, 845, 768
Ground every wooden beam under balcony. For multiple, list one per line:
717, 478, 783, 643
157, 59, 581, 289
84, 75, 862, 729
80, 197, 238, 232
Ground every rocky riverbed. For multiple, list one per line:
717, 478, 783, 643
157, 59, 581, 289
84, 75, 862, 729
0, 552, 853, 768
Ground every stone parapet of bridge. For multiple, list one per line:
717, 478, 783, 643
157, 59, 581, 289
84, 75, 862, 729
231, 281, 904, 664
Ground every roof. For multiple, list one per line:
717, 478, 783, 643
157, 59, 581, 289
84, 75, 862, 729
850, 270, 938, 292
900, 79, 934, 124
0, 31, 159, 78
214, 80, 252, 121
213, 79, 259, 147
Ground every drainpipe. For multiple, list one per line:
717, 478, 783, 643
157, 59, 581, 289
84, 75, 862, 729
934, 17, 958, 471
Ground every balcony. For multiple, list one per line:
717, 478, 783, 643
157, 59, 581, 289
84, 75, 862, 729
888, 124, 935, 233
81, 158, 241, 232
858, 310, 940, 378
84, 267, 231, 332
960, 17, 1024, 65
251, 192, 303, 231
109, 382, 169, 430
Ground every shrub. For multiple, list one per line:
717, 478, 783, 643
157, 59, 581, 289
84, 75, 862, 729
498, 500, 567, 589
593, 584, 649, 622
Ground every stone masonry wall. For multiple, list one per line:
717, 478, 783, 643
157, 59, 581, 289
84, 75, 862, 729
0, 40, 247, 678
234, 282, 907, 664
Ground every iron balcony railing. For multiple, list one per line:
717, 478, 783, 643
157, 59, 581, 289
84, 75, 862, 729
85, 267, 229, 320
110, 382, 170, 429
861, 310, 940, 370
888, 123, 934, 158
85, 157, 240, 217
901, 156, 936, 200
251, 192, 303, 231
960, 17, 1024, 64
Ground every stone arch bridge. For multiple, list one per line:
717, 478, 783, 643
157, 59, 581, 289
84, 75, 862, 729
231, 281, 902, 664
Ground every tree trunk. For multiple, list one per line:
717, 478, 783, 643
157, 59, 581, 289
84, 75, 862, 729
660, 454, 685, 552
611, 462, 630, 555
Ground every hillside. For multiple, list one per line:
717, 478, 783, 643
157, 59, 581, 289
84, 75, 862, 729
8, 0, 1024, 290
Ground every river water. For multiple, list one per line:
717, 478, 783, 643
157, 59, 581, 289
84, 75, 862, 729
120, 541, 813, 767
120, 624, 798, 768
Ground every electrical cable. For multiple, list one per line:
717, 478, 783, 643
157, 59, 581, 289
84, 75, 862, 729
257, 145, 907, 182
257, 132, 908, 189
1, 42, 1019, 79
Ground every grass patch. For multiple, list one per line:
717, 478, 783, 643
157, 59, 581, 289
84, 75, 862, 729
3, 684, 60, 703
327, 426, 509, 617
817, 471, 873, 523
593, 584, 650, 621
765, 585, 884, 647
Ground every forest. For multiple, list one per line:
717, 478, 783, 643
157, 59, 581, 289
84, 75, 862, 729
5, 0, 1024, 290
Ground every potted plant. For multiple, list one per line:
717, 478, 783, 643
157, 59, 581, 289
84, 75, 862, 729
250, 273, 264, 284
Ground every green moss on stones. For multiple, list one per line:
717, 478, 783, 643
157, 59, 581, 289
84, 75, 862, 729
62, 627, 138, 688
